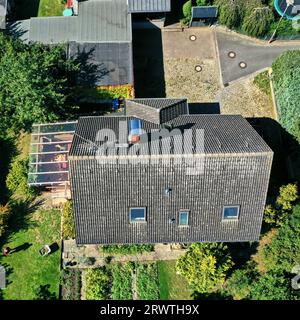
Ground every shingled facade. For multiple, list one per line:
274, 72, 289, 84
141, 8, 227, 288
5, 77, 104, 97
69, 99, 273, 245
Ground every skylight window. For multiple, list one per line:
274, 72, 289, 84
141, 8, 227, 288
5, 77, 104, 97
130, 207, 146, 223
179, 211, 189, 226
222, 206, 240, 220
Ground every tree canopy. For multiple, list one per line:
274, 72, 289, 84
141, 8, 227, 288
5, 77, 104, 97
0, 33, 78, 136
176, 243, 234, 293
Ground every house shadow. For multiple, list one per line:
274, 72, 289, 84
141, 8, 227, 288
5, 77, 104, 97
188, 102, 220, 114
132, 27, 166, 98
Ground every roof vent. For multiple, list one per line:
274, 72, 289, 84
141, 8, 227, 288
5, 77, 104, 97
129, 119, 142, 144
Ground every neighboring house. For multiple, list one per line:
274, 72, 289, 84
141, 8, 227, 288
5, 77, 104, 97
69, 98, 273, 245
8, 0, 171, 87
189, 6, 218, 27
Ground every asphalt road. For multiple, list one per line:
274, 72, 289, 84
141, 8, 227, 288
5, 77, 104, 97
217, 31, 300, 85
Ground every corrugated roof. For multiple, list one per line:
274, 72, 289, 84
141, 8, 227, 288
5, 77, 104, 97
29, 16, 78, 44
68, 41, 134, 86
69, 114, 273, 158
128, 0, 171, 13
192, 6, 218, 19
24, 0, 132, 44
78, 0, 132, 42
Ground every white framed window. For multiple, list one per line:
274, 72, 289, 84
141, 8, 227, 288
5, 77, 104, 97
222, 206, 240, 220
130, 207, 146, 223
179, 211, 189, 226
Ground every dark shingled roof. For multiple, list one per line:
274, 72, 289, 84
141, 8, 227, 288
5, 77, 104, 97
68, 42, 133, 86
69, 115, 272, 158
69, 114, 273, 244
127, 98, 187, 110
192, 6, 218, 19
128, 0, 171, 13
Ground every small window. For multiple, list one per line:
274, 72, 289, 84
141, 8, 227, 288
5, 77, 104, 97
223, 206, 240, 220
179, 211, 189, 226
130, 207, 146, 223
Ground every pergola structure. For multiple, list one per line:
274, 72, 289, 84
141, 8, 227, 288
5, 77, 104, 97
28, 121, 77, 199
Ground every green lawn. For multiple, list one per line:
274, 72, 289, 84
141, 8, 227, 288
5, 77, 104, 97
38, 0, 66, 17
157, 261, 193, 300
0, 206, 61, 300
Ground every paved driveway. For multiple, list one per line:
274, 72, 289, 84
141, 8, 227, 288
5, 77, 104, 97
217, 30, 300, 85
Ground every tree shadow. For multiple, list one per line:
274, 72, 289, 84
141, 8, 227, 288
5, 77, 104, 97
5, 21, 30, 41
0, 198, 44, 247
0, 137, 17, 204
11, 242, 32, 253
34, 284, 57, 300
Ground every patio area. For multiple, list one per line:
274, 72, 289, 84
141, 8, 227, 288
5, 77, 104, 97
62, 240, 187, 269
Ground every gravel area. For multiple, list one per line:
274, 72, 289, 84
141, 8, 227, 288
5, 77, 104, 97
217, 76, 275, 119
164, 57, 220, 102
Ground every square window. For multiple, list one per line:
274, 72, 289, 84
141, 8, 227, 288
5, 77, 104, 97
179, 211, 189, 226
223, 206, 240, 220
130, 207, 146, 222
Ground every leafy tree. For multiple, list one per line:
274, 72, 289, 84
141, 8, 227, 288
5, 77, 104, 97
6, 157, 37, 198
62, 200, 75, 239
0, 33, 78, 135
263, 204, 300, 273
214, 0, 241, 29
242, 6, 274, 37
264, 183, 298, 227
176, 243, 234, 293
225, 262, 258, 300
0, 203, 10, 238
250, 271, 299, 300
85, 268, 110, 300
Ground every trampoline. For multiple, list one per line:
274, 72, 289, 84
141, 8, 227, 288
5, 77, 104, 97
274, 0, 300, 20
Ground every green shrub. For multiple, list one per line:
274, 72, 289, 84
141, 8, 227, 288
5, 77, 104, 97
6, 157, 37, 198
183, 0, 192, 18
176, 243, 234, 293
0, 203, 10, 238
111, 263, 133, 300
62, 200, 75, 239
253, 70, 271, 97
225, 262, 258, 300
100, 244, 154, 255
85, 268, 110, 300
272, 50, 300, 142
250, 271, 299, 300
262, 204, 300, 273
136, 263, 160, 300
